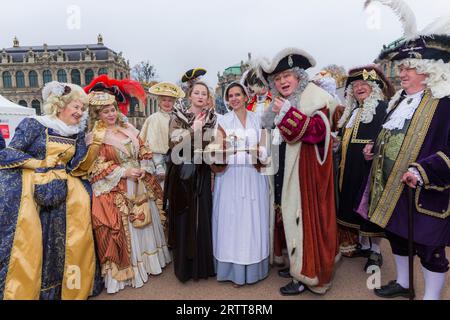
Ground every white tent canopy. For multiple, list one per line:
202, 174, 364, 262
0, 95, 36, 145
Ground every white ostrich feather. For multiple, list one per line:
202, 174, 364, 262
421, 15, 450, 36
364, 0, 417, 38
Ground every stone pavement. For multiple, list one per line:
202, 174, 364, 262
92, 241, 450, 300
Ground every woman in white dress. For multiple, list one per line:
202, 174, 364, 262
86, 90, 171, 294
212, 82, 270, 287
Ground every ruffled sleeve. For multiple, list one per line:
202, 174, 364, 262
88, 146, 125, 196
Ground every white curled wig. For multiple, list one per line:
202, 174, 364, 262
267, 67, 309, 106
42, 82, 88, 116
395, 58, 450, 100
338, 81, 385, 128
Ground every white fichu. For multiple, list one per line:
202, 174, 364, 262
364, 0, 417, 38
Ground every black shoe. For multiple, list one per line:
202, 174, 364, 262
374, 280, 414, 299
364, 252, 383, 272
280, 280, 306, 296
350, 243, 372, 258
278, 267, 291, 278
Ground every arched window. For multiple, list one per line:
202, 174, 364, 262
391, 64, 397, 80
43, 70, 52, 84
129, 97, 139, 115
18, 100, 27, 107
57, 69, 67, 82
2, 71, 12, 88
120, 72, 124, 80
71, 69, 81, 85
29, 71, 38, 87
16, 71, 25, 88
32, 100, 41, 115
114, 70, 118, 79
98, 67, 108, 76
85, 69, 94, 85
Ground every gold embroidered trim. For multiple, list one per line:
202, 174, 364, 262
48, 136, 77, 145
359, 231, 385, 237
0, 159, 28, 169
412, 154, 450, 191
437, 151, 450, 170
337, 219, 385, 237
339, 128, 353, 190
288, 116, 312, 144
351, 109, 372, 144
280, 126, 292, 136
296, 116, 311, 142
415, 187, 450, 219
287, 119, 297, 128
370, 91, 439, 227
292, 110, 303, 121
336, 218, 360, 230
410, 162, 430, 185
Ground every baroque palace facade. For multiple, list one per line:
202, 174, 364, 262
215, 53, 251, 114
0, 35, 152, 129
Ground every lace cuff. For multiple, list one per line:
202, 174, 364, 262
408, 167, 424, 186
141, 159, 156, 175
92, 166, 126, 196
274, 100, 292, 126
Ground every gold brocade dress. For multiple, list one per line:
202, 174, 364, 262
0, 118, 96, 300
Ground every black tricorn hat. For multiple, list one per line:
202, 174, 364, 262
181, 68, 207, 83
365, 0, 450, 64
259, 48, 316, 82
345, 64, 395, 99
378, 35, 450, 63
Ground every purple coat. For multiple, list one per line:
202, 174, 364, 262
386, 96, 450, 247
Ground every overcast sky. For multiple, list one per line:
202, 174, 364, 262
1, 0, 448, 87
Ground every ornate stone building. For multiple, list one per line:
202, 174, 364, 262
0, 35, 147, 123
215, 53, 251, 114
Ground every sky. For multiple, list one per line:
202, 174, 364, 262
1, 0, 448, 87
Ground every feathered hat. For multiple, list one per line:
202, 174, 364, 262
84, 75, 146, 115
365, 0, 450, 63
240, 67, 267, 90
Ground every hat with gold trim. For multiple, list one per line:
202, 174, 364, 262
149, 82, 185, 99
345, 64, 395, 99
366, 0, 450, 63
88, 91, 117, 106
181, 68, 207, 83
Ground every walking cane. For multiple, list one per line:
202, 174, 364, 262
406, 178, 415, 300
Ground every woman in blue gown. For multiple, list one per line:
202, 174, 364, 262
0, 81, 102, 300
